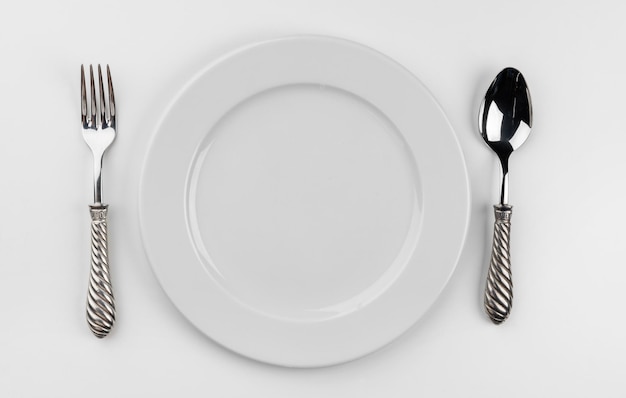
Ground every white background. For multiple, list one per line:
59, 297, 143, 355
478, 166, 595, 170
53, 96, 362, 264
1, 0, 625, 396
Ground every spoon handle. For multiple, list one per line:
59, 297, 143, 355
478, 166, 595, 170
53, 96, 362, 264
484, 204, 513, 324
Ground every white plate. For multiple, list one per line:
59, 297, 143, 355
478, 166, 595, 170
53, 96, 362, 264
139, 36, 469, 367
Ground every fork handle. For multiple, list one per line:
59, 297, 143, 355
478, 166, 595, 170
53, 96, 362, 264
86, 204, 115, 337
484, 204, 513, 324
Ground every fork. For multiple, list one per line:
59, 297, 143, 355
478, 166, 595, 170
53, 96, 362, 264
81, 64, 116, 338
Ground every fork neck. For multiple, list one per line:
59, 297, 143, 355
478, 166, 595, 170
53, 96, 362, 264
93, 155, 104, 204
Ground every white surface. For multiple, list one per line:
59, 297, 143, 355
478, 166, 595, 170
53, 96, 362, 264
0, 0, 625, 396
139, 36, 469, 367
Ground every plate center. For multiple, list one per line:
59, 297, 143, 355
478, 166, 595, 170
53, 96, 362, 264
187, 84, 421, 321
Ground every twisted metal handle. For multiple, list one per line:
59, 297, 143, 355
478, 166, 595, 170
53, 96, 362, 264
86, 204, 115, 337
484, 205, 513, 324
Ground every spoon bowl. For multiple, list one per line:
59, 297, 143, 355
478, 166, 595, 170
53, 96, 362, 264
479, 67, 532, 205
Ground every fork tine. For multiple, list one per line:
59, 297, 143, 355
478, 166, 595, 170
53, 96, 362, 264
89, 65, 97, 128
98, 65, 108, 128
107, 65, 115, 128
81, 65, 88, 127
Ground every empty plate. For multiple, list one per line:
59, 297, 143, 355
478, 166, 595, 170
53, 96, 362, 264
139, 36, 469, 367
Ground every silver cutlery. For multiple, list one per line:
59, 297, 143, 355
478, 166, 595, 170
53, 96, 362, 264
81, 64, 116, 337
478, 67, 532, 324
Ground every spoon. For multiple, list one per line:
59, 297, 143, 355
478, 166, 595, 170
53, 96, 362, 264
478, 67, 532, 324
